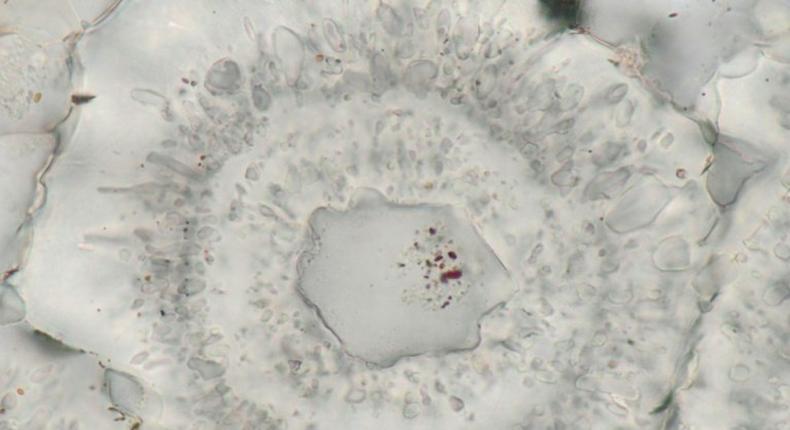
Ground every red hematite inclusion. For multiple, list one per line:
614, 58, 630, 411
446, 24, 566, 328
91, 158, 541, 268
440, 269, 463, 283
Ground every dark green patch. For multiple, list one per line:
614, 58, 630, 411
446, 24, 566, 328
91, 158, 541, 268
538, 0, 581, 27
71, 93, 96, 105
650, 391, 674, 414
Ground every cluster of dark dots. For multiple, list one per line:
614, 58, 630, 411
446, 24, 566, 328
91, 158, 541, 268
399, 225, 464, 309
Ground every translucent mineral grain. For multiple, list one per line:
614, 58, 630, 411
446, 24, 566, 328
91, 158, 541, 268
297, 189, 512, 366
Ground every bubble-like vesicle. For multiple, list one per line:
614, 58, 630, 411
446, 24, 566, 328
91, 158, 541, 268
376, 2, 405, 36
322, 18, 346, 52
774, 242, 790, 261
403, 59, 437, 97
370, 53, 395, 96
605, 83, 628, 104
187, 357, 225, 379
104, 368, 162, 421
614, 99, 635, 127
728, 364, 751, 382
272, 26, 304, 87
652, 236, 691, 271
105, 369, 145, 416
145, 152, 199, 179
452, 15, 479, 60
605, 177, 671, 233
250, 82, 271, 111
762, 281, 790, 306
584, 167, 631, 201
204, 58, 242, 95
129, 88, 167, 107
550, 160, 579, 188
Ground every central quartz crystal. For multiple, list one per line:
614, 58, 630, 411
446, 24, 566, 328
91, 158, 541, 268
297, 188, 513, 366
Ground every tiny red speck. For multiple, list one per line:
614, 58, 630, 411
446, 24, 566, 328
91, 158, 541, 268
428, 227, 436, 235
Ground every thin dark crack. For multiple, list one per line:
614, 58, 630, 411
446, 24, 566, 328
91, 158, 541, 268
650, 391, 674, 415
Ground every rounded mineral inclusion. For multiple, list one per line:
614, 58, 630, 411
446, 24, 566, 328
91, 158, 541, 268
297, 189, 513, 366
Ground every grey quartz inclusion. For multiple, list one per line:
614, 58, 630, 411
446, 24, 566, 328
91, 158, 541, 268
297, 189, 513, 366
